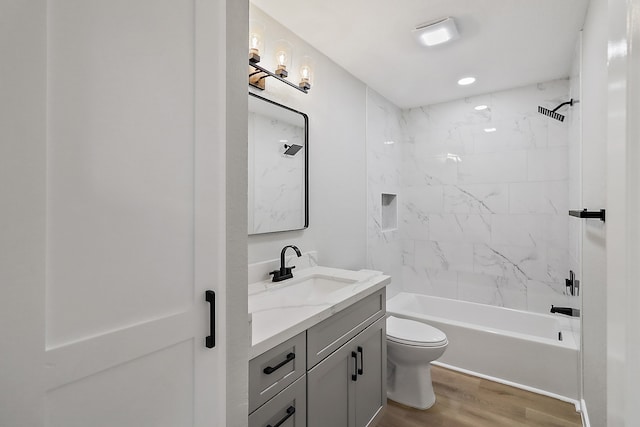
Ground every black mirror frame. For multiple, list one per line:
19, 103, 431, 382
248, 92, 309, 235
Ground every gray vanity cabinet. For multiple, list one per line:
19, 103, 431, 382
249, 288, 386, 427
248, 375, 306, 427
249, 332, 307, 414
354, 317, 386, 427
307, 316, 386, 427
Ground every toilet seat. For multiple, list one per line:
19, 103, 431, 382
386, 315, 447, 347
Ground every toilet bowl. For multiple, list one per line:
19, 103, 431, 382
386, 315, 448, 410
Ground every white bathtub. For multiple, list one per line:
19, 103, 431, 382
387, 292, 580, 402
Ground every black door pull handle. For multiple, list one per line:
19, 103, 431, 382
351, 351, 358, 381
263, 352, 295, 374
205, 290, 215, 348
266, 406, 295, 427
357, 346, 364, 375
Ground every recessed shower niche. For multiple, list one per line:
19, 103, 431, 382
381, 193, 397, 231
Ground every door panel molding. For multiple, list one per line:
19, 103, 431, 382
45, 311, 195, 390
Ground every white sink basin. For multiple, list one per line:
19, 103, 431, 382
273, 275, 358, 300
248, 266, 390, 358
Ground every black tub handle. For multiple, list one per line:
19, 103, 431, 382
263, 352, 295, 375
266, 406, 295, 427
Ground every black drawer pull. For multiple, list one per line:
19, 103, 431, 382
263, 352, 295, 375
205, 290, 215, 348
266, 406, 295, 427
357, 346, 364, 375
351, 351, 358, 381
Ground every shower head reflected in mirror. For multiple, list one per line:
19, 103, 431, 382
283, 144, 303, 156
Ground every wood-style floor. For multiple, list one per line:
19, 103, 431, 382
377, 366, 582, 427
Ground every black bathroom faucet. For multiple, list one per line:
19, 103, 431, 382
269, 245, 302, 282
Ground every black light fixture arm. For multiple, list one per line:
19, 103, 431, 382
249, 61, 308, 94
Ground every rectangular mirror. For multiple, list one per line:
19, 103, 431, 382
248, 92, 308, 235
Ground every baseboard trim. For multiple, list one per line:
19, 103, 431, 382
580, 399, 590, 427
432, 361, 581, 411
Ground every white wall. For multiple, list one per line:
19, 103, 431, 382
366, 88, 404, 297
0, 1, 47, 423
578, 0, 608, 424
247, 6, 367, 271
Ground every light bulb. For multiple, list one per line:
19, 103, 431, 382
249, 33, 261, 63
277, 51, 287, 66
250, 34, 260, 50
298, 56, 314, 91
248, 20, 265, 63
273, 40, 292, 78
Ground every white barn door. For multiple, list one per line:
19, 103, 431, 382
1, 0, 231, 425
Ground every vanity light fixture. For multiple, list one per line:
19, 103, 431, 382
457, 76, 476, 86
248, 34, 310, 93
412, 17, 460, 47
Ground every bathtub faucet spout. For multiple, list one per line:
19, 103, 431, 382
550, 305, 580, 317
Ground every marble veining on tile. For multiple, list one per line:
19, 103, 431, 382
366, 80, 572, 315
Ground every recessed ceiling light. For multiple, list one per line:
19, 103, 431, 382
412, 17, 460, 47
484, 127, 497, 133
383, 140, 395, 145
474, 105, 488, 111
458, 77, 476, 86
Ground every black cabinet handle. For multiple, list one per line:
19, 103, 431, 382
357, 346, 364, 375
266, 406, 295, 427
351, 351, 358, 381
205, 290, 215, 349
263, 353, 295, 375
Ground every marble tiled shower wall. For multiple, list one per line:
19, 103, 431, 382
367, 80, 574, 314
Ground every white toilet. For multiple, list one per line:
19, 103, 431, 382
386, 315, 448, 410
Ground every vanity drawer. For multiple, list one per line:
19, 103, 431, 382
307, 288, 385, 368
249, 375, 306, 427
249, 332, 306, 413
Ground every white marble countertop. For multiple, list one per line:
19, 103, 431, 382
248, 266, 390, 359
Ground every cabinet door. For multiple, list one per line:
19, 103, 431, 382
354, 317, 387, 427
307, 341, 356, 427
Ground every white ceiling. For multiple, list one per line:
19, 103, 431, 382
251, 0, 590, 108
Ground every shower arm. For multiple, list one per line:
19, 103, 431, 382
551, 99, 576, 112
